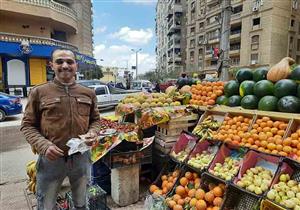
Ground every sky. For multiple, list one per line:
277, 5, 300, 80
92, 0, 157, 77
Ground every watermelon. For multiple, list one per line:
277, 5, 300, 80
228, 95, 242, 107
239, 80, 255, 97
290, 65, 300, 83
277, 96, 300, 113
253, 80, 274, 98
273, 79, 297, 98
253, 67, 268, 82
216, 96, 229, 105
224, 80, 240, 97
258, 96, 278, 111
241, 95, 259, 109
235, 68, 253, 83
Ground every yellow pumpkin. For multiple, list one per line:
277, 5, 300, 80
267, 57, 295, 82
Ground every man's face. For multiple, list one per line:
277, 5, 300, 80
50, 50, 77, 83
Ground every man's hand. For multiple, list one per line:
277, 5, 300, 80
45, 145, 64, 161
81, 131, 98, 146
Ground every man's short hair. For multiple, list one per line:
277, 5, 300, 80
50, 48, 76, 61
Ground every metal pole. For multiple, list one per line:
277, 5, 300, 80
219, 0, 231, 81
136, 52, 138, 79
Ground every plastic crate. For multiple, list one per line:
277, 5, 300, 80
169, 131, 199, 163
222, 183, 261, 210
91, 160, 111, 195
66, 185, 110, 210
208, 143, 248, 183
185, 140, 221, 173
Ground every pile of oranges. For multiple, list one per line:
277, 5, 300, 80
213, 115, 253, 145
285, 128, 300, 162
149, 169, 180, 196
190, 81, 224, 106
239, 117, 289, 156
166, 171, 225, 210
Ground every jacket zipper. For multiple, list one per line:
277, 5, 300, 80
64, 85, 72, 141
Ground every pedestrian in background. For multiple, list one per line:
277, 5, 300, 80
21, 48, 100, 210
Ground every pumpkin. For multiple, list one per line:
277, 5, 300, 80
267, 57, 295, 82
165, 86, 177, 95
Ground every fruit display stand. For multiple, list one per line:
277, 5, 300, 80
169, 131, 199, 163
222, 150, 281, 210
186, 140, 220, 174
208, 143, 248, 183
262, 158, 300, 210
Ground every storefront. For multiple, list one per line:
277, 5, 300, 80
0, 41, 96, 96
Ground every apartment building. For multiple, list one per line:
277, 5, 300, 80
0, 0, 95, 95
156, 0, 300, 76
156, 0, 187, 77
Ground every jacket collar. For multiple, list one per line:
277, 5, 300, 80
53, 78, 76, 88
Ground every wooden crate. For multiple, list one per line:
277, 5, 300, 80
157, 113, 199, 131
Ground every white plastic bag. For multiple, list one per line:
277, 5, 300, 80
144, 194, 167, 210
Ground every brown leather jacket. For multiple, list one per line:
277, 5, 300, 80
21, 78, 100, 155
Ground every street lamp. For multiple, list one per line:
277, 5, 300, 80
131, 48, 142, 79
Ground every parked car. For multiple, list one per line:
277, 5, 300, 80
77, 79, 106, 87
88, 85, 140, 109
0, 92, 22, 121
130, 80, 153, 92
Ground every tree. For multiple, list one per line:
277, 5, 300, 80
84, 65, 103, 80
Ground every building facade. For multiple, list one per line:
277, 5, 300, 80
156, 0, 300, 77
0, 0, 95, 96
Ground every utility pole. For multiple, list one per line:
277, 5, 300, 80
219, 0, 231, 81
131, 48, 142, 79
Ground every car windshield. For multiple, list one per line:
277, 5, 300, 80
142, 83, 152, 88
132, 82, 141, 88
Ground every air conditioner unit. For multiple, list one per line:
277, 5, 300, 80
251, 60, 257, 65
253, 5, 259, 12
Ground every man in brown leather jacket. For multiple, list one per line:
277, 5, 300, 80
21, 48, 100, 210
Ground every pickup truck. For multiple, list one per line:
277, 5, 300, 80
89, 85, 140, 109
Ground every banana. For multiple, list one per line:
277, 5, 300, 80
26, 160, 37, 194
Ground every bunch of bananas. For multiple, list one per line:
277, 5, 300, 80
26, 160, 37, 193
192, 116, 221, 140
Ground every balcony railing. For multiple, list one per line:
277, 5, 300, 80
0, 32, 78, 51
15, 0, 77, 20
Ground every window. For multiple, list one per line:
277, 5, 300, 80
191, 27, 195, 35
191, 1, 195, 11
198, 35, 204, 45
190, 39, 195, 48
291, 19, 295, 27
251, 35, 259, 50
190, 51, 195, 62
230, 57, 240, 66
290, 36, 294, 48
199, 22, 204, 30
253, 18, 260, 26
251, 53, 259, 64
233, 5, 243, 14
95, 87, 106, 95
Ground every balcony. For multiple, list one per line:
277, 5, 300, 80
0, 32, 78, 51
2, 0, 78, 31
229, 49, 240, 55
208, 38, 219, 44
204, 65, 218, 71
206, 0, 219, 6
172, 4, 183, 13
230, 30, 241, 40
231, 13, 241, 21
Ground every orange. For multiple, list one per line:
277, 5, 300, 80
263, 127, 271, 132
173, 194, 181, 202
279, 123, 288, 130
283, 138, 292, 146
267, 137, 275, 143
150, 185, 158, 193
271, 127, 278, 134
184, 197, 191, 204
175, 186, 186, 197
185, 172, 193, 180
167, 200, 176, 208
277, 130, 285, 136
195, 189, 205, 200
283, 146, 292, 154
258, 147, 265, 152
291, 140, 299, 147
188, 189, 196, 198
271, 150, 278, 155
162, 187, 168, 194
265, 149, 271, 153
297, 150, 300, 157
260, 122, 267, 128
267, 143, 276, 150
266, 132, 273, 138
213, 186, 223, 197
291, 133, 299, 140
179, 177, 188, 186
255, 140, 261, 147
276, 144, 283, 151
190, 198, 198, 207
273, 121, 281, 128
252, 124, 259, 129
213, 207, 220, 210
196, 200, 207, 210
256, 119, 263, 124
167, 182, 174, 190
257, 127, 263, 132
278, 151, 288, 156
168, 176, 174, 182
173, 170, 180, 177
177, 199, 185, 206
173, 204, 183, 210
266, 120, 274, 127
153, 189, 162, 195
193, 172, 199, 179
213, 197, 223, 207
262, 116, 270, 122
297, 143, 300, 150
259, 133, 267, 141
205, 191, 215, 203
261, 140, 268, 148
162, 180, 169, 188
161, 175, 168, 181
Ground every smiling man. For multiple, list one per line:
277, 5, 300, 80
21, 48, 100, 210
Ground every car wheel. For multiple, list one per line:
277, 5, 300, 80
0, 109, 6, 122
